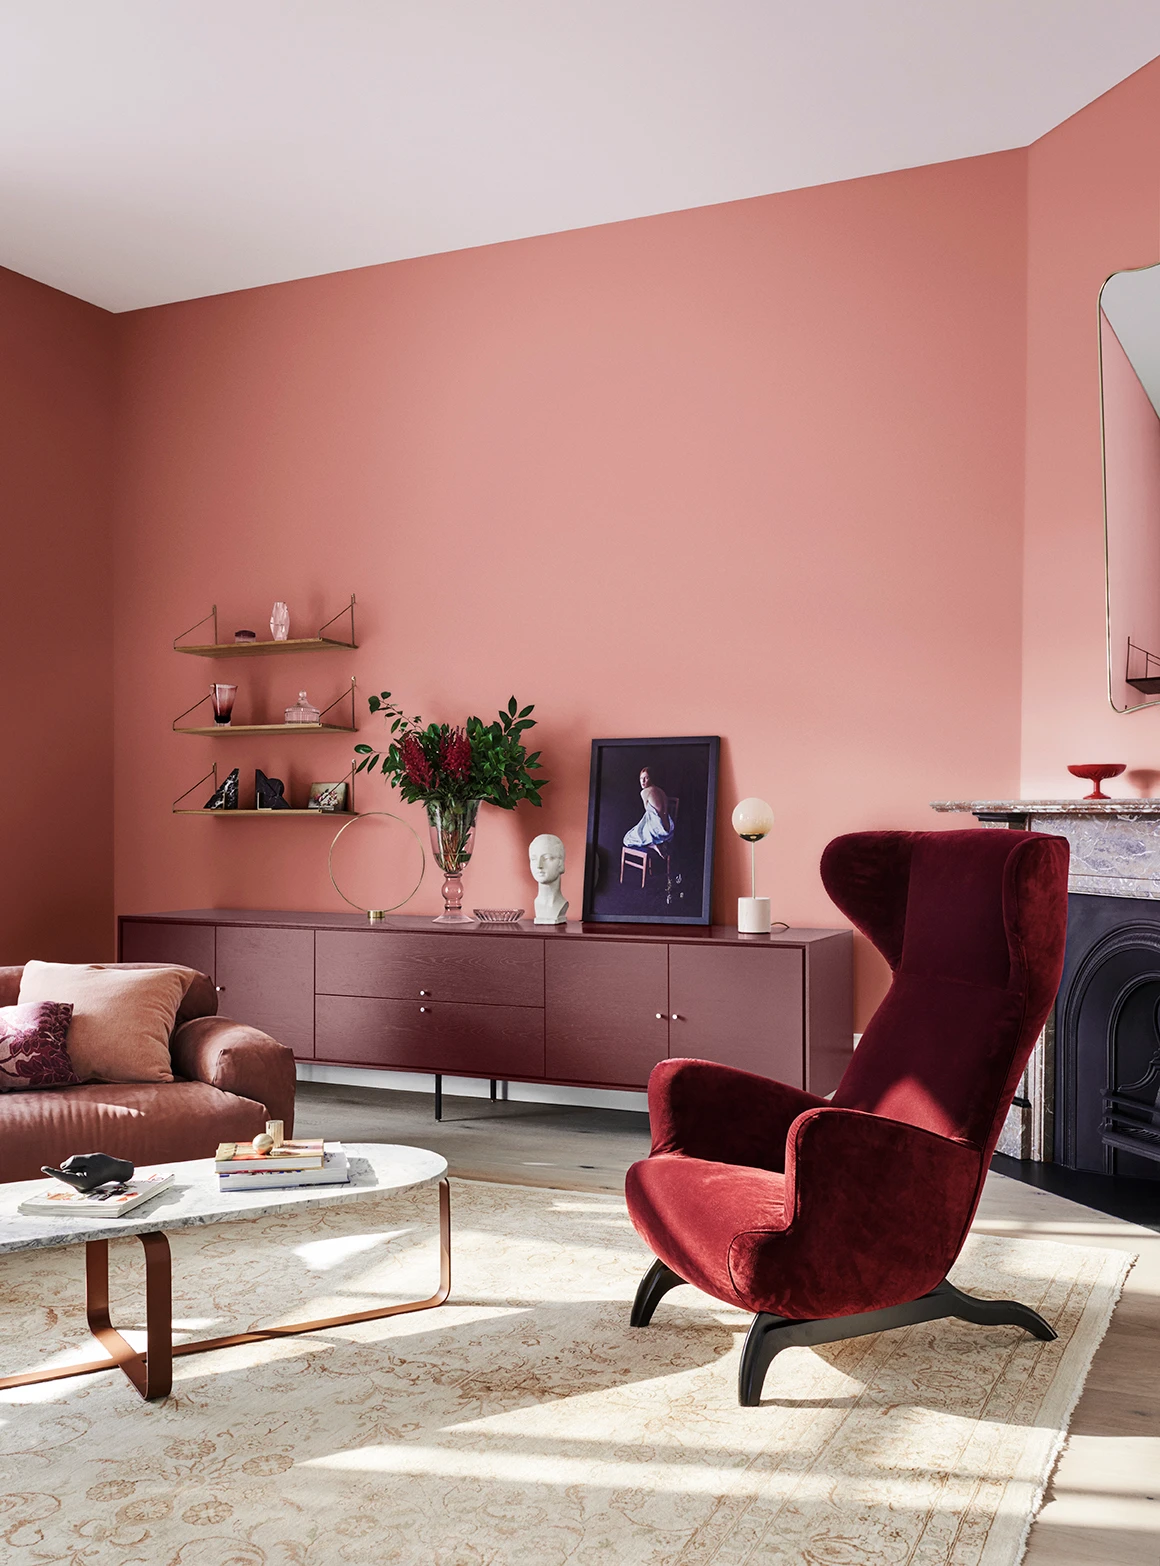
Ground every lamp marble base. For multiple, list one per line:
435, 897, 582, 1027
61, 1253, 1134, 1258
738, 896, 772, 934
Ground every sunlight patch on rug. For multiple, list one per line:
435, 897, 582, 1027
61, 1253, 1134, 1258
0, 1179, 1131, 1566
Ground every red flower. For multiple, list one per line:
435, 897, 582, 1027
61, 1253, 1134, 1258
400, 732, 433, 789
440, 727, 472, 783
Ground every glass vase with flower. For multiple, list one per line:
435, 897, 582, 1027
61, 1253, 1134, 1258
354, 694, 547, 923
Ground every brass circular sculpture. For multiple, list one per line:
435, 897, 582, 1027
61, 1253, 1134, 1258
328, 811, 425, 921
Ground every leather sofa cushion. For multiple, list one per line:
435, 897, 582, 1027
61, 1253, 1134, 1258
0, 1079, 270, 1184
17, 962, 198, 1084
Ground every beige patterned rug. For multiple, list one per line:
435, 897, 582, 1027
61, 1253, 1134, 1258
0, 1179, 1130, 1566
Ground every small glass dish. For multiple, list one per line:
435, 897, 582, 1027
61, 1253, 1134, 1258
472, 908, 524, 924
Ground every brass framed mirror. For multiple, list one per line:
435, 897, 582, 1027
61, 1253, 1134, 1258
1100, 261, 1160, 712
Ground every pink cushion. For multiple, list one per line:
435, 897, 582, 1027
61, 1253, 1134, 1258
0, 1001, 78, 1092
17, 962, 194, 1084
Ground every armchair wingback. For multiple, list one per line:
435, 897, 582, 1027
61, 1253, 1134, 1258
625, 828, 1070, 1404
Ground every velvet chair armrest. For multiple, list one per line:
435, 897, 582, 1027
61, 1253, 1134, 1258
171, 1016, 296, 1135
648, 1058, 828, 1171
780, 1107, 981, 1288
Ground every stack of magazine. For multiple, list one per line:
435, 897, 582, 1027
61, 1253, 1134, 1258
18, 1170, 175, 1217
215, 1138, 349, 1192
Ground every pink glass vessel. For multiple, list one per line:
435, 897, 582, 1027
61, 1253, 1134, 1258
210, 683, 237, 725
426, 799, 480, 922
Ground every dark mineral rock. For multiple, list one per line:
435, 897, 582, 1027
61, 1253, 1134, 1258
204, 767, 240, 809
255, 769, 290, 809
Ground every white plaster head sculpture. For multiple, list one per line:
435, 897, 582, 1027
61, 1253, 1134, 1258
529, 833, 568, 924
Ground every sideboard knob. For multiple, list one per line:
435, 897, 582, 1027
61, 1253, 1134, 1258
419, 990, 430, 997
655, 1012, 665, 1020
215, 986, 224, 992
419, 1006, 429, 1013
670, 1013, 681, 1021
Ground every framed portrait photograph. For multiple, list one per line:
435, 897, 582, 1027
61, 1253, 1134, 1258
582, 736, 720, 925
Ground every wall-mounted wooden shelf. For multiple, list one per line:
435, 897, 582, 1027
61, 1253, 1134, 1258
174, 597, 357, 657
174, 722, 355, 736
173, 763, 358, 816
175, 809, 357, 817
173, 678, 357, 735
177, 637, 355, 659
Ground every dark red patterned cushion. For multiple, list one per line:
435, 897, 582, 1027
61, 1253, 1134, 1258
0, 1001, 78, 1091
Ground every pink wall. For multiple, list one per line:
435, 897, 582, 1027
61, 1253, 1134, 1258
1023, 57, 1160, 794
0, 265, 115, 962
113, 152, 1030, 1024
1100, 311, 1160, 711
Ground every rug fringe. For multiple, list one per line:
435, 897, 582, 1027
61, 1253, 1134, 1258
1013, 1249, 1137, 1566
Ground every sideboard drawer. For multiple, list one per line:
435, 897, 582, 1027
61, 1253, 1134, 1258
316, 930, 544, 1006
315, 994, 545, 1077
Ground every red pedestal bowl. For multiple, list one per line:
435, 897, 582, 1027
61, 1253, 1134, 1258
1067, 763, 1126, 800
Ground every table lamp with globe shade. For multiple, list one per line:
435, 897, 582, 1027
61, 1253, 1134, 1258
732, 797, 775, 933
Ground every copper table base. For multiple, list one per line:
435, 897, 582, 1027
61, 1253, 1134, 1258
0, 1177, 451, 1402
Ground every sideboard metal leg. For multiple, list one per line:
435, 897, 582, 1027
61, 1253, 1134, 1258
490, 1078, 497, 1101
434, 1073, 443, 1121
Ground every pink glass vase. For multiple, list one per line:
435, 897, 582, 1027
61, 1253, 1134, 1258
210, 683, 237, 725
426, 799, 480, 923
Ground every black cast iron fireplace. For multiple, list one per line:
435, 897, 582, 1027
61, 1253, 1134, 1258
1056, 893, 1160, 1180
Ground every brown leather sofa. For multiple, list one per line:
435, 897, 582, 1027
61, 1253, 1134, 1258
0, 964, 296, 1182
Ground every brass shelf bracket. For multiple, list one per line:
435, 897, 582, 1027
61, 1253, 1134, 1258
173, 693, 214, 731
174, 605, 218, 652
316, 676, 358, 731
316, 594, 357, 648
173, 764, 217, 812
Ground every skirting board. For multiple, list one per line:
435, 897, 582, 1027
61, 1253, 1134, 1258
295, 1062, 649, 1114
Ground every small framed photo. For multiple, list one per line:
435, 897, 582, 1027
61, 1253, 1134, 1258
582, 737, 719, 925
308, 781, 348, 814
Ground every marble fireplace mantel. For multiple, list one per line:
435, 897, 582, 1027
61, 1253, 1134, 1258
931, 799, 1160, 901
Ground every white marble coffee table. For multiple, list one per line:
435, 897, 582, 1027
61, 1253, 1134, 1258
0, 1144, 449, 1402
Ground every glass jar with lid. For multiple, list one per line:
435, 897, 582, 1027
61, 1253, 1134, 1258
284, 690, 321, 724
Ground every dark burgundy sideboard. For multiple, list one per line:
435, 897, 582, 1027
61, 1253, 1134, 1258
118, 910, 853, 1098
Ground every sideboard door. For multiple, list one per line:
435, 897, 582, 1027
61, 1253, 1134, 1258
215, 926, 316, 1060
667, 944, 804, 1085
119, 920, 215, 980
545, 942, 669, 1088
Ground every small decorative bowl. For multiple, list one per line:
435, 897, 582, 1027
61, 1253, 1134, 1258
234, 629, 257, 641
1067, 763, 1126, 800
472, 908, 524, 923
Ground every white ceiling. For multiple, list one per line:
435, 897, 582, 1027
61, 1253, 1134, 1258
3, 1, 1160, 313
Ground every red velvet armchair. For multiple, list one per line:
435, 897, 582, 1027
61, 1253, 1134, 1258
625, 828, 1070, 1404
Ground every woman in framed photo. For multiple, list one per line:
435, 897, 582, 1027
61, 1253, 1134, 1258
623, 766, 676, 856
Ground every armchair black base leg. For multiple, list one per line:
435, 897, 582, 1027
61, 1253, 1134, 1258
630, 1259, 686, 1328
738, 1279, 1057, 1407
